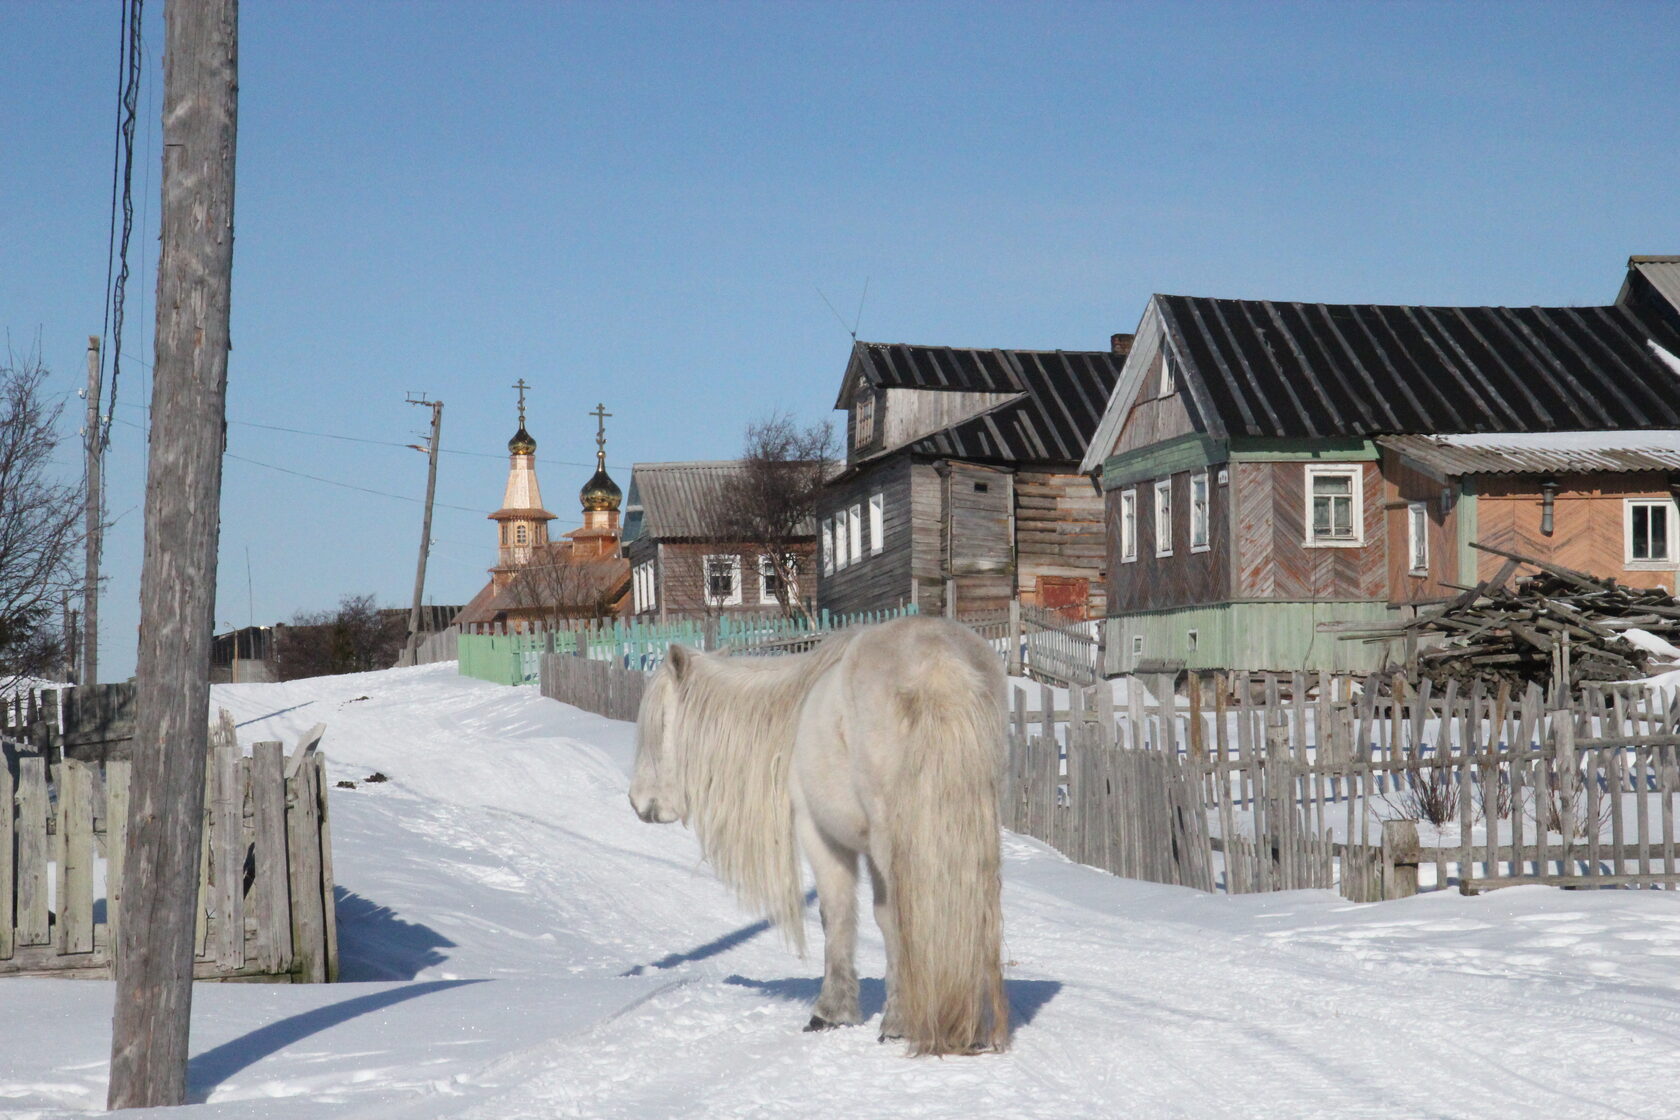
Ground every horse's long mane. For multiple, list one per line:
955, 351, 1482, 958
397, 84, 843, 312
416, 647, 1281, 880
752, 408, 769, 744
664, 634, 857, 952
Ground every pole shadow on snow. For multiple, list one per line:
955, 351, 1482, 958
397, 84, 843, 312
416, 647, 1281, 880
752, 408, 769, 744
619, 890, 818, 976
723, 975, 1063, 1029
233, 701, 315, 728
333, 887, 456, 981
186, 979, 486, 1102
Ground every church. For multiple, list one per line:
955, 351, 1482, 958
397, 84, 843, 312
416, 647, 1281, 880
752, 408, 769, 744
453, 385, 631, 630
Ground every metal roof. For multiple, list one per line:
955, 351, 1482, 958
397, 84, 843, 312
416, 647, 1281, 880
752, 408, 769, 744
622, 461, 824, 542
901, 349, 1124, 463
1156, 295, 1680, 440
1622, 256, 1680, 318
1379, 431, 1680, 477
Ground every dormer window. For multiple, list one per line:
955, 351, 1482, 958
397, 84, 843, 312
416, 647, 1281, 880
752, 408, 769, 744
853, 390, 876, 450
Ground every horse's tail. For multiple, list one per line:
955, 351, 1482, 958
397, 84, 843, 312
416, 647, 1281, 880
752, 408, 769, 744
885, 645, 1010, 1056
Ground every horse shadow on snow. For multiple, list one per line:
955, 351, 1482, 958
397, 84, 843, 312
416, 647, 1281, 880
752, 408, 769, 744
723, 974, 1062, 1031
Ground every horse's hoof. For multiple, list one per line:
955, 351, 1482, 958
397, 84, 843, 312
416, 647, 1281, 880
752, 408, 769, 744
804, 1015, 839, 1032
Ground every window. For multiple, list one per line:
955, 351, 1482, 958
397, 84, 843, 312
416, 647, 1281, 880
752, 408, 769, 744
1132, 635, 1144, 655
1407, 501, 1429, 574
1154, 478, 1173, 556
854, 392, 875, 450
1627, 499, 1678, 567
1186, 629, 1199, 654
834, 510, 850, 570
869, 493, 884, 555
1158, 351, 1174, 398
515, 524, 528, 546
1119, 488, 1138, 563
760, 554, 797, 604
703, 554, 742, 606
633, 561, 657, 614
1305, 465, 1363, 546
821, 517, 834, 575
849, 503, 863, 561
1190, 472, 1210, 552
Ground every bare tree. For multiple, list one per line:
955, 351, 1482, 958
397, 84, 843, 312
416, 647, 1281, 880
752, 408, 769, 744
0, 352, 85, 688
274, 594, 405, 680
503, 547, 626, 627
711, 413, 834, 621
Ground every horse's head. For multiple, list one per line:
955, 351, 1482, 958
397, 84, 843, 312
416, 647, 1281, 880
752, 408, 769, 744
629, 644, 694, 824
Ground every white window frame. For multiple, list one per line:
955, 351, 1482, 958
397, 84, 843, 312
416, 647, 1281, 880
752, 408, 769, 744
1120, 488, 1138, 563
702, 554, 742, 607
1154, 478, 1173, 557
1407, 501, 1429, 575
1304, 464, 1364, 548
835, 510, 850, 570
759, 553, 797, 605
821, 517, 835, 575
1189, 472, 1210, 553
1626, 498, 1679, 569
869, 493, 885, 555
1186, 629, 1199, 654
848, 502, 863, 562
1132, 635, 1144, 655
1158, 350, 1174, 398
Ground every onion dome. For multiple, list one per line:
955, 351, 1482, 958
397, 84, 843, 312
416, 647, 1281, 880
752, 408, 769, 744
508, 426, 536, 455
580, 465, 622, 512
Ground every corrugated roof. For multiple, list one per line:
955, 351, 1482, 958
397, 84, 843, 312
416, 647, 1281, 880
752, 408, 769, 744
1624, 257, 1680, 317
1379, 431, 1680, 476
622, 461, 825, 541
837, 342, 1124, 465
1157, 295, 1680, 439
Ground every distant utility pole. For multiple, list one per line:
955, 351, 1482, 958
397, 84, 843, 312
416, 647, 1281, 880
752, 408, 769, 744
83, 334, 102, 687
108, 0, 238, 1110
404, 395, 443, 658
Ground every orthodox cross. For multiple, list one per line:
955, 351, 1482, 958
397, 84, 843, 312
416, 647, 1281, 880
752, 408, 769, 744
512, 378, 530, 426
591, 402, 612, 464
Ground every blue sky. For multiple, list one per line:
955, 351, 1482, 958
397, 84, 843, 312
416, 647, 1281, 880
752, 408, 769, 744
5, 0, 1679, 680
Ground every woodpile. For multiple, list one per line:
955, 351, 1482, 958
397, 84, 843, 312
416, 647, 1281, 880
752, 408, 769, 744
1341, 543, 1680, 690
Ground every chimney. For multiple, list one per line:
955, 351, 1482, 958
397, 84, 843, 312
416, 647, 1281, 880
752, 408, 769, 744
1110, 332, 1134, 357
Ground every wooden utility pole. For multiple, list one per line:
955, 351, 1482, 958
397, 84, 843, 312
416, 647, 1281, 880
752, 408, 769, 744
108, 0, 238, 1109
404, 395, 443, 658
83, 335, 102, 687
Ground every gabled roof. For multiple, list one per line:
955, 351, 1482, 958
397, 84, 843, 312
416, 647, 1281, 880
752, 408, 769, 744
622, 460, 824, 542
1619, 256, 1680, 323
1156, 295, 1680, 441
839, 341, 1126, 466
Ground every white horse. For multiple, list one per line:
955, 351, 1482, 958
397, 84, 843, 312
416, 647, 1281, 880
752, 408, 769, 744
628, 615, 1010, 1055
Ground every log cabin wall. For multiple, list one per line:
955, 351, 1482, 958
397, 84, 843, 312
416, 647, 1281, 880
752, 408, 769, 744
815, 456, 915, 616
1473, 471, 1679, 593
637, 540, 816, 622
1015, 470, 1107, 620
1106, 467, 1229, 613
1383, 453, 1460, 605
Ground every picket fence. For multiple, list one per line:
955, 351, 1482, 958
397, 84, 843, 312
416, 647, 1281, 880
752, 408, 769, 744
0, 712, 337, 981
1006, 672, 1680, 902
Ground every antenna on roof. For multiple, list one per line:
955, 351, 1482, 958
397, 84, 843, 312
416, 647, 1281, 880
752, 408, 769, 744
852, 277, 869, 340
816, 286, 856, 340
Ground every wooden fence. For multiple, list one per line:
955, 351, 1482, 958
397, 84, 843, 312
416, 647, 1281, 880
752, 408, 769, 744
540, 654, 648, 722
1005, 672, 1680, 902
0, 711, 337, 981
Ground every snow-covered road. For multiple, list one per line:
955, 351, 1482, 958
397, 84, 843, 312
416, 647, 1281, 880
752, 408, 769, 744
9, 663, 1680, 1118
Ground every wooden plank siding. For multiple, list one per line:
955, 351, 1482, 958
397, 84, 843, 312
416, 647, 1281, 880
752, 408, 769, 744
1384, 454, 1460, 605
1107, 467, 1230, 614
815, 455, 915, 617
627, 539, 816, 623
1472, 472, 1678, 593
1112, 353, 1196, 456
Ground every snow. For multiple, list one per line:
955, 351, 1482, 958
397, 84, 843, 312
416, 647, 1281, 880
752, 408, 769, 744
10, 662, 1680, 1118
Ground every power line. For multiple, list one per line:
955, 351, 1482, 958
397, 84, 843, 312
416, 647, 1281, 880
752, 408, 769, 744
99, 0, 145, 448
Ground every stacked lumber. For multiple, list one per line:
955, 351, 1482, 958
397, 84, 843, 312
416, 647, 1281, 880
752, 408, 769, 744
1342, 543, 1680, 690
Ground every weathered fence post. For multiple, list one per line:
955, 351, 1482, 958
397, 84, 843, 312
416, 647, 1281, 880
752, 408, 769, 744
1381, 819, 1421, 900
1006, 598, 1023, 676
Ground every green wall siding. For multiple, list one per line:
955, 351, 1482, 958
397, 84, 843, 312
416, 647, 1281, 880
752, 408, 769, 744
1104, 600, 1393, 675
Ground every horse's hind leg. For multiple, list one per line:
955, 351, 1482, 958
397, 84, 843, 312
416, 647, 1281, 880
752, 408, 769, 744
869, 856, 904, 1043
798, 815, 861, 1031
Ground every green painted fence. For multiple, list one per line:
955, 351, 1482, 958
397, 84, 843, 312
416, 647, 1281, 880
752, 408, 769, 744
456, 605, 920, 687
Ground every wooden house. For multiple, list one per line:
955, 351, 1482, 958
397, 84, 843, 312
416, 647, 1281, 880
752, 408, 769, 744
1080, 255, 1680, 676
816, 340, 1126, 619
621, 461, 818, 622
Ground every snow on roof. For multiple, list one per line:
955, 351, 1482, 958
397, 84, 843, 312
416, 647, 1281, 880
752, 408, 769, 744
1379, 430, 1680, 475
